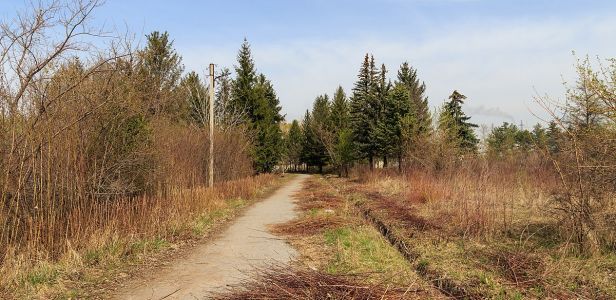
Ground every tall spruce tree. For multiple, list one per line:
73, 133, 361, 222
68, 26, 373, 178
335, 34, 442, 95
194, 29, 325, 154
397, 62, 432, 143
230, 39, 257, 122
372, 64, 393, 166
330, 86, 350, 133
329, 86, 354, 175
350, 54, 382, 168
229, 39, 283, 173
251, 74, 283, 173
377, 84, 411, 170
301, 110, 328, 172
438, 90, 479, 153
214, 68, 234, 128
286, 120, 303, 171
137, 31, 184, 116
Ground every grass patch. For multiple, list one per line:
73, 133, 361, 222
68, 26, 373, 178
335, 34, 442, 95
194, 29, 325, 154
323, 225, 420, 286
23, 263, 60, 287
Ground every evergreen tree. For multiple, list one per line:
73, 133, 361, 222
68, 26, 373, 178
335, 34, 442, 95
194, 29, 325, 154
350, 54, 380, 168
286, 120, 303, 171
230, 39, 257, 122
531, 124, 548, 149
396, 62, 431, 137
373, 64, 392, 166
301, 110, 328, 172
137, 31, 184, 116
546, 121, 562, 154
516, 127, 534, 152
486, 122, 520, 155
228, 40, 284, 173
251, 74, 284, 173
438, 90, 479, 153
214, 68, 235, 128
330, 86, 349, 133
329, 86, 354, 176
312, 94, 332, 133
335, 129, 354, 177
377, 84, 410, 170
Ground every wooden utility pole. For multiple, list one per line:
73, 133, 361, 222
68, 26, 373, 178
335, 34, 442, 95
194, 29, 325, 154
209, 63, 215, 188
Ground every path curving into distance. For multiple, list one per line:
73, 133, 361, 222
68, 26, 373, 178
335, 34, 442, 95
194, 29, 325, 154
114, 174, 308, 300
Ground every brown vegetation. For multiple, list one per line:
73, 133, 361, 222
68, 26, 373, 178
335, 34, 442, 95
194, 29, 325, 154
213, 265, 409, 300
270, 214, 345, 236
0, 1, 263, 297
341, 157, 616, 298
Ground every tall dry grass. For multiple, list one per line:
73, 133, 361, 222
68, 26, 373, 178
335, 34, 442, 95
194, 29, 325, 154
353, 156, 561, 239
0, 174, 276, 290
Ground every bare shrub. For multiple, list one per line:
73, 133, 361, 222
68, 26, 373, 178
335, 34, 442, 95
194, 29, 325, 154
535, 56, 616, 254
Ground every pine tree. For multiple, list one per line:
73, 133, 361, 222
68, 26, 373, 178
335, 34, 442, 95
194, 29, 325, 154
350, 55, 372, 165
301, 110, 328, 172
330, 86, 349, 133
228, 40, 283, 173
396, 62, 431, 144
286, 120, 303, 171
335, 129, 354, 177
438, 90, 479, 153
377, 84, 410, 170
251, 74, 284, 173
350, 54, 381, 168
546, 121, 562, 154
531, 124, 548, 150
137, 31, 184, 116
230, 39, 257, 122
329, 86, 354, 176
486, 122, 519, 156
372, 64, 393, 166
312, 94, 331, 133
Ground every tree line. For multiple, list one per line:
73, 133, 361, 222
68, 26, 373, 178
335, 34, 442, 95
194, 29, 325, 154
284, 54, 489, 175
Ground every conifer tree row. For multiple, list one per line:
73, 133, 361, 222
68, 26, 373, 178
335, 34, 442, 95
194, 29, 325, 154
286, 54, 481, 174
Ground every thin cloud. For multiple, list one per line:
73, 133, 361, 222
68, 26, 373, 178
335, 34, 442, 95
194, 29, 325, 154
179, 16, 616, 125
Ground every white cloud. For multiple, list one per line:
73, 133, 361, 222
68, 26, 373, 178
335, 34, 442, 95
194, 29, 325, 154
178, 15, 616, 126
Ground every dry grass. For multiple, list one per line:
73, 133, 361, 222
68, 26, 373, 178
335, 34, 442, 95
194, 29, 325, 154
0, 174, 279, 298
293, 178, 345, 212
270, 214, 345, 236
342, 160, 616, 298
354, 159, 558, 239
486, 248, 545, 287
213, 265, 411, 300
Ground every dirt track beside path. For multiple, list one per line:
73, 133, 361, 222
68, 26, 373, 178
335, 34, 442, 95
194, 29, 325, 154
114, 174, 308, 300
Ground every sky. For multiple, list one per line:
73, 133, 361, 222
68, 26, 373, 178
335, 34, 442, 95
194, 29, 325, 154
1, 0, 615, 129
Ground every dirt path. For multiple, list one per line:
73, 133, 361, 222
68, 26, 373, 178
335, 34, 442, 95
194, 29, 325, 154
114, 174, 308, 300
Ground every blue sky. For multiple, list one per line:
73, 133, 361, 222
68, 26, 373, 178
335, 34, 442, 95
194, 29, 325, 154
2, 0, 615, 129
